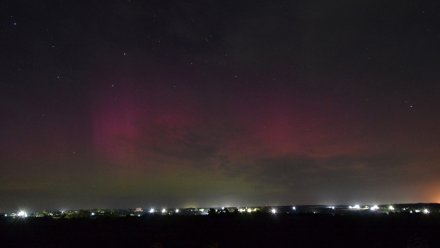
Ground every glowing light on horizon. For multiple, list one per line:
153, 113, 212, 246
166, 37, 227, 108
17, 210, 28, 218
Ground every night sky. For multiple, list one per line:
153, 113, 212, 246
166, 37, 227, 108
1, 0, 440, 211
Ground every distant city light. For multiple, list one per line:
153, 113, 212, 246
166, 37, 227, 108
388, 205, 395, 211
4, 214, 8, 217
350, 204, 361, 210
246, 208, 252, 213
370, 205, 379, 211
271, 208, 277, 214
149, 208, 155, 214
161, 208, 167, 214
292, 206, 296, 210
329, 206, 335, 210
423, 209, 430, 214
90, 212, 95, 216
175, 209, 180, 213
415, 209, 421, 213
17, 210, 28, 218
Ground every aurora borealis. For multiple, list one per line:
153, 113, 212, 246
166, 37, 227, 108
1, 0, 440, 211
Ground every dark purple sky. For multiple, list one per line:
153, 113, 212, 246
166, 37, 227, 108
1, 0, 440, 211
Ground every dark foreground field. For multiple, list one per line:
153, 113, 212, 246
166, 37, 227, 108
1, 214, 438, 248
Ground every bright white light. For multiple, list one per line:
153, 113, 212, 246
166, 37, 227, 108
246, 208, 252, 213
199, 208, 205, 212
329, 206, 335, 210
91, 212, 95, 216
292, 206, 296, 210
175, 209, 180, 213
161, 208, 167, 214
350, 204, 361, 210
17, 210, 28, 218
423, 209, 430, 214
388, 205, 395, 211
238, 208, 245, 213
149, 208, 155, 214
370, 205, 379, 211
415, 209, 421, 213
271, 208, 277, 214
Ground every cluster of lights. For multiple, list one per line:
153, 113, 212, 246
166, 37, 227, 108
370, 205, 379, 211
17, 210, 28, 218
238, 207, 258, 213
349, 204, 361, 210
5, 205, 436, 219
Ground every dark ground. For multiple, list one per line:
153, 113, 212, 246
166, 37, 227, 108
1, 214, 438, 248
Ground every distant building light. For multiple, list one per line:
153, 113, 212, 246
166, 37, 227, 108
292, 206, 296, 210
161, 208, 167, 214
91, 212, 95, 216
199, 208, 205, 212
415, 209, 421, 213
329, 206, 335, 210
370, 205, 379, 211
149, 208, 155, 214
4, 214, 8, 217
271, 208, 277, 214
350, 204, 361, 210
246, 208, 252, 213
175, 209, 180, 213
17, 210, 28, 218
388, 205, 395, 211
423, 209, 430, 214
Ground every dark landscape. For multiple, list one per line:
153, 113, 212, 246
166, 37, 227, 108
2, 213, 439, 248
2, 204, 440, 247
